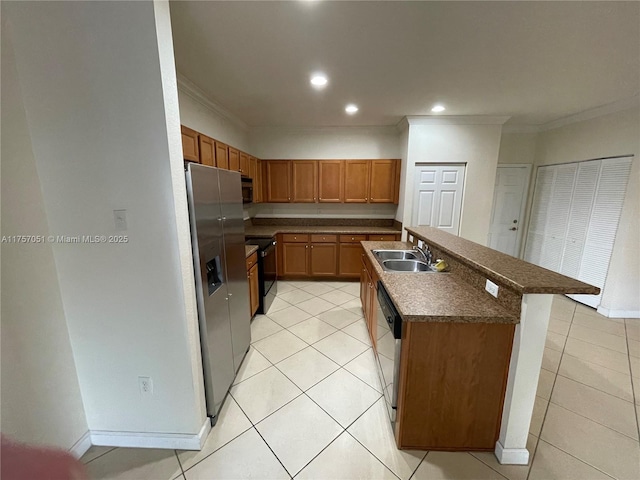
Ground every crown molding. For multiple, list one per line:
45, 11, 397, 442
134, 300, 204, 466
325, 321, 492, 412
539, 95, 639, 132
176, 73, 248, 132
502, 124, 541, 134
405, 115, 511, 126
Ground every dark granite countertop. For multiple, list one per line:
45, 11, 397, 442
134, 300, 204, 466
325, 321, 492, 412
362, 241, 518, 324
406, 226, 600, 295
245, 225, 402, 238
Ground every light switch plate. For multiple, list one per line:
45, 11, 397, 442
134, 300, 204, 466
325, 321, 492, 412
113, 209, 127, 231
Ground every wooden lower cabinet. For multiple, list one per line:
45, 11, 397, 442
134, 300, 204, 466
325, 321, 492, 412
309, 243, 338, 276
246, 252, 259, 317
282, 242, 309, 276
395, 321, 515, 450
339, 234, 367, 278
360, 255, 378, 348
248, 264, 259, 317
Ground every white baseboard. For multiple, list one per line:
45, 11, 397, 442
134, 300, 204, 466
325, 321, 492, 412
69, 431, 92, 459
596, 306, 640, 318
90, 418, 211, 451
494, 441, 530, 465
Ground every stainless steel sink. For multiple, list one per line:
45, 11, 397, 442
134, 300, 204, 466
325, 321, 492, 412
373, 249, 421, 261
382, 259, 436, 273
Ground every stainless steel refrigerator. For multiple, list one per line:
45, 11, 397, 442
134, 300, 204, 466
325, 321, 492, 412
185, 163, 251, 422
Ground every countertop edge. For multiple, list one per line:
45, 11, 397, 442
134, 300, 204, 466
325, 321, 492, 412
405, 227, 600, 295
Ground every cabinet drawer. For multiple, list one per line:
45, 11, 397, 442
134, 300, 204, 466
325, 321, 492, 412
340, 234, 367, 243
310, 234, 337, 243
246, 252, 258, 271
368, 234, 397, 241
282, 233, 309, 243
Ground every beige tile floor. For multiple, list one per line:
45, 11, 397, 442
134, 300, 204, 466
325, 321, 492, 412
83, 286, 640, 479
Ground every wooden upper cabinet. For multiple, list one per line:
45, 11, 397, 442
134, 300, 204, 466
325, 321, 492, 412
344, 160, 370, 203
291, 161, 318, 203
181, 126, 199, 163
239, 152, 250, 176
198, 135, 215, 167
370, 160, 397, 203
266, 160, 292, 202
255, 159, 263, 203
318, 160, 344, 202
228, 147, 240, 172
249, 156, 258, 180
215, 141, 229, 169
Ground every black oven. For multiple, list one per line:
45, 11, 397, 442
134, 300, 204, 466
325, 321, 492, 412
241, 176, 253, 204
246, 237, 277, 314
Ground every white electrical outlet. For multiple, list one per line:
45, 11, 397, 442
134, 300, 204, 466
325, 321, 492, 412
485, 279, 499, 298
417, 239, 424, 249
408, 235, 414, 243
113, 209, 127, 231
138, 376, 153, 395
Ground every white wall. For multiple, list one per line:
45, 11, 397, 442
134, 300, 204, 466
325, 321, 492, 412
1, 21, 88, 452
249, 126, 400, 160
401, 119, 505, 244
534, 107, 640, 316
498, 132, 538, 165
5, 0, 206, 439
178, 85, 250, 152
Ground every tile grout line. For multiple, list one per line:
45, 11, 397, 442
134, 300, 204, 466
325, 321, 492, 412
533, 438, 618, 480
81, 447, 117, 465
552, 368, 635, 404
623, 318, 640, 442
408, 451, 429, 480
525, 299, 576, 480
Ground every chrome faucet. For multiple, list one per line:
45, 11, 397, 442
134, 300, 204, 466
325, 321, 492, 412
413, 244, 433, 265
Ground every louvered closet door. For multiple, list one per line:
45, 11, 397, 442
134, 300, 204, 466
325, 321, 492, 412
569, 157, 633, 308
524, 167, 555, 265
540, 164, 577, 272
525, 156, 633, 309
559, 161, 599, 278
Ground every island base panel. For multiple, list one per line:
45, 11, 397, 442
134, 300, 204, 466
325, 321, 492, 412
395, 321, 515, 450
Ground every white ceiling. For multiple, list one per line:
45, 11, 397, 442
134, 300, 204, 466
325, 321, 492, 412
169, 1, 639, 128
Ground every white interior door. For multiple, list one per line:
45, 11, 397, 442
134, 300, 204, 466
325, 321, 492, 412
488, 165, 531, 257
412, 164, 465, 235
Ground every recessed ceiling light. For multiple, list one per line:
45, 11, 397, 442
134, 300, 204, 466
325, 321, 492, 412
431, 104, 446, 113
310, 74, 328, 88
345, 104, 359, 114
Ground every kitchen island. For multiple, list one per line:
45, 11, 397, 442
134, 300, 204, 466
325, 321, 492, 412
362, 227, 598, 465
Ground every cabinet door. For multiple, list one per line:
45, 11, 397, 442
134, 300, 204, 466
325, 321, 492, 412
228, 147, 240, 172
292, 161, 317, 203
215, 141, 229, 169
255, 159, 263, 203
249, 157, 258, 180
309, 243, 338, 276
248, 264, 259, 317
318, 160, 344, 202
181, 126, 199, 162
266, 161, 292, 202
198, 135, 215, 166
369, 160, 396, 203
339, 243, 364, 277
282, 243, 308, 276
344, 160, 370, 203
360, 261, 368, 311
239, 152, 250, 176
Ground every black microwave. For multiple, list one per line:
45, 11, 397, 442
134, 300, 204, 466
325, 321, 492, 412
241, 176, 253, 204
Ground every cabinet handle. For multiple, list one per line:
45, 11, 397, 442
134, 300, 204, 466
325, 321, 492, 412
351, 237, 355, 240
306, 245, 308, 249
311, 245, 314, 249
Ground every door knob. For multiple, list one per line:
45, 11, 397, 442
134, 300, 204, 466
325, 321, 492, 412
509, 227, 518, 231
